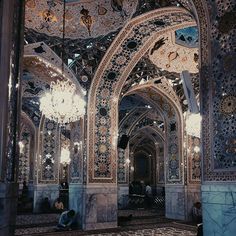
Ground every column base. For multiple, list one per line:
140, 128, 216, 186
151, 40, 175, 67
165, 184, 186, 220
202, 184, 236, 236
33, 184, 59, 213
0, 183, 18, 236
118, 185, 129, 209
69, 183, 84, 228
186, 184, 201, 221
83, 184, 117, 230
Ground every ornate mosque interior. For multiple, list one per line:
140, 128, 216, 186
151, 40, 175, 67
0, 0, 235, 236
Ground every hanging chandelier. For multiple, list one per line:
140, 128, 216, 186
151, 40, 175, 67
39, 0, 85, 125
40, 79, 85, 124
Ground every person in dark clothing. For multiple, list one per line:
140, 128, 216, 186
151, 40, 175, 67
56, 209, 76, 231
41, 197, 51, 213
145, 183, 153, 208
118, 214, 133, 226
21, 181, 28, 200
192, 202, 202, 223
197, 223, 203, 236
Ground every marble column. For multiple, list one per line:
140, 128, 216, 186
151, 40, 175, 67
0, 1, 25, 236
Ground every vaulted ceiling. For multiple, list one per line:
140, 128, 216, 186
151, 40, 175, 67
23, 0, 199, 128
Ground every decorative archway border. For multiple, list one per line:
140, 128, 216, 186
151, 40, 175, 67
88, 7, 196, 183
20, 111, 37, 184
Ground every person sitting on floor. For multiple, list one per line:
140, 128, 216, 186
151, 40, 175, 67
145, 182, 153, 208
53, 198, 64, 212
192, 202, 202, 223
41, 197, 51, 213
57, 209, 76, 231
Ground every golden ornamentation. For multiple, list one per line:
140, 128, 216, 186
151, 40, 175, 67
39, 10, 57, 23
220, 95, 236, 114
80, 8, 93, 36
26, 0, 36, 9
97, 5, 107, 15
99, 144, 107, 153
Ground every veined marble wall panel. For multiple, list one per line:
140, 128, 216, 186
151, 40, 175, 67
83, 185, 117, 230
69, 183, 84, 228
118, 185, 129, 210
186, 185, 201, 221
165, 185, 186, 220
33, 184, 59, 213
202, 184, 236, 236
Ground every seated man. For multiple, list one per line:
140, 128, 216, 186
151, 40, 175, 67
54, 198, 64, 212
192, 202, 202, 223
145, 183, 153, 208
57, 209, 76, 231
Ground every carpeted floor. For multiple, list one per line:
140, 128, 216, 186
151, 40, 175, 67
15, 210, 197, 236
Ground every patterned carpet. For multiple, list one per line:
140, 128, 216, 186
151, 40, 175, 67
15, 211, 197, 236
15, 225, 196, 236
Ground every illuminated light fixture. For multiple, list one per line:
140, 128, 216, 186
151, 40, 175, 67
39, 0, 85, 125
40, 80, 85, 124
60, 147, 71, 165
194, 146, 200, 153
185, 113, 202, 138
18, 141, 24, 154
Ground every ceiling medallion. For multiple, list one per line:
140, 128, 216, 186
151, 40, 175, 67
220, 95, 236, 114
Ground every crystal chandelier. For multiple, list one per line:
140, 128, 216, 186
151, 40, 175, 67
39, 0, 85, 125
60, 147, 71, 164
40, 79, 85, 124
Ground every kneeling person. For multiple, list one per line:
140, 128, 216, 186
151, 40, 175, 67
57, 209, 76, 230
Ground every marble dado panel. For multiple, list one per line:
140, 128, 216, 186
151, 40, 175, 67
202, 184, 236, 236
118, 185, 129, 209
165, 185, 186, 220
186, 185, 201, 221
84, 185, 117, 230
69, 184, 84, 228
33, 184, 59, 213
0, 183, 18, 235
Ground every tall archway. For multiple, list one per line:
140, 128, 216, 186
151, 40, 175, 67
86, 6, 202, 230
1, 0, 235, 235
